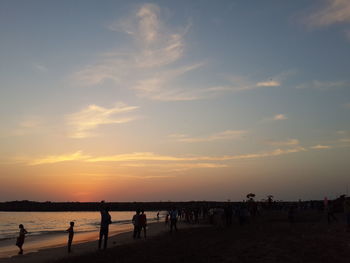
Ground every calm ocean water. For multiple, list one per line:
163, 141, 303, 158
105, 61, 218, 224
0, 211, 160, 240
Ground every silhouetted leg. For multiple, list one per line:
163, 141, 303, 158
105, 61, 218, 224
133, 226, 137, 239
98, 230, 103, 249
68, 236, 73, 252
103, 232, 108, 249
332, 213, 337, 222
138, 226, 141, 238
18, 245, 23, 254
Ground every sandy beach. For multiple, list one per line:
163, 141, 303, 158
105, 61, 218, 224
49, 210, 350, 263
0, 221, 204, 263
2, 210, 348, 263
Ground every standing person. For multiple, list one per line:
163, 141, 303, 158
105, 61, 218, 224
98, 204, 112, 250
224, 204, 233, 227
66, 221, 74, 253
16, 224, 27, 255
132, 209, 141, 239
344, 197, 350, 231
288, 206, 295, 224
139, 210, 147, 239
169, 208, 178, 233
156, 212, 160, 221
165, 213, 169, 225
327, 201, 337, 224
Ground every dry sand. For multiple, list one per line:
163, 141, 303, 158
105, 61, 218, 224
2, 211, 350, 263
54, 211, 350, 263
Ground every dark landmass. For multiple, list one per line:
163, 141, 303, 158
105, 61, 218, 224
0, 200, 224, 211
1, 197, 345, 212
53, 210, 350, 263
0, 200, 327, 212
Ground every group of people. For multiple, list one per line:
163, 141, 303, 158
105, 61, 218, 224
14, 197, 350, 256
14, 202, 151, 255
131, 209, 147, 239
164, 208, 178, 233
14, 221, 75, 255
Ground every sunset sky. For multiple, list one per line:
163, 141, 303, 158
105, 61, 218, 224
0, 0, 349, 202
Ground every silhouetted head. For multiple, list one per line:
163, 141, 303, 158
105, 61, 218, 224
99, 200, 106, 212
70, 221, 74, 227
141, 209, 144, 214
136, 209, 140, 214
19, 224, 23, 229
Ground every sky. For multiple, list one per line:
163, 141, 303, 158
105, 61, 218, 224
0, 0, 349, 202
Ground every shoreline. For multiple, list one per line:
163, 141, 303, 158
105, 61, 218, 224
0, 224, 133, 259
0, 221, 200, 263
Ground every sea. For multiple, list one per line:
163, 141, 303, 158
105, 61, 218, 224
0, 211, 162, 258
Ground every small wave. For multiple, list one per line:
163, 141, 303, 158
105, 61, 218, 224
89, 219, 132, 227
111, 219, 132, 225
0, 236, 15, 242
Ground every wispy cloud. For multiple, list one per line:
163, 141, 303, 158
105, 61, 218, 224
256, 80, 281, 87
65, 102, 139, 138
33, 63, 48, 72
109, 3, 186, 68
212, 71, 297, 93
305, 0, 350, 27
310, 144, 331, 149
12, 116, 44, 136
343, 102, 350, 109
296, 80, 349, 90
73, 4, 188, 88
265, 138, 299, 146
209, 75, 282, 92
119, 162, 228, 173
133, 63, 208, 101
169, 130, 247, 143
339, 138, 350, 143
29, 151, 90, 165
273, 114, 288, 121
71, 3, 286, 101
86, 152, 190, 162
120, 174, 177, 179
261, 114, 288, 123
26, 141, 341, 168
28, 147, 306, 166
71, 3, 209, 101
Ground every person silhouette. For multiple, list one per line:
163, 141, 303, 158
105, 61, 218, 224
132, 209, 141, 239
98, 203, 112, 250
66, 221, 74, 253
139, 209, 147, 239
169, 208, 178, 233
16, 224, 27, 255
343, 197, 350, 231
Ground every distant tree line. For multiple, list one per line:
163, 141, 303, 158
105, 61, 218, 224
0, 200, 224, 212
0, 198, 339, 212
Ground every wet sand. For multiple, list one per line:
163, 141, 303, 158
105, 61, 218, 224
0, 221, 201, 263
